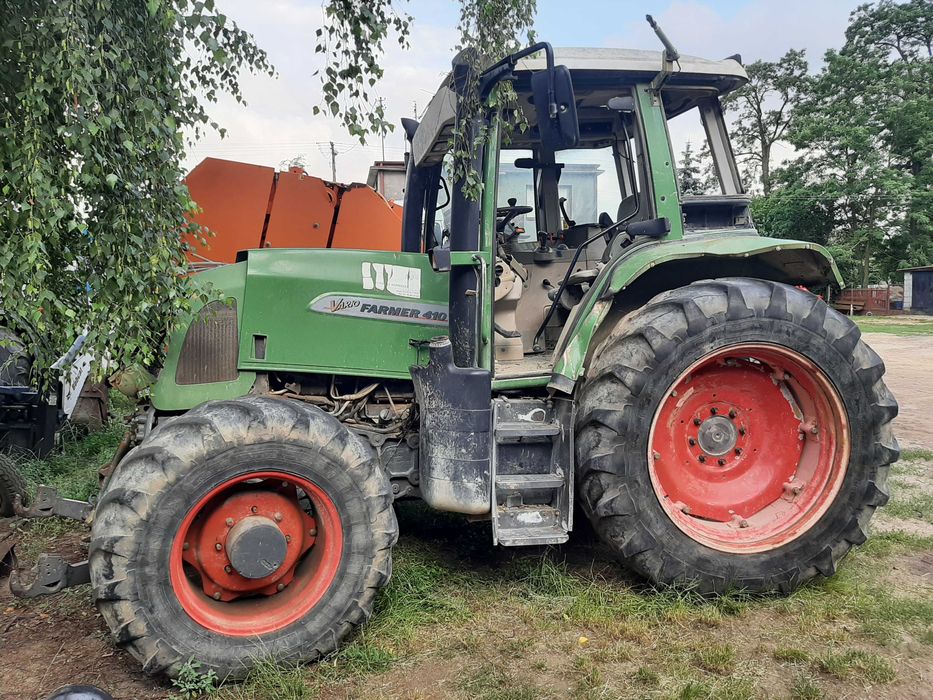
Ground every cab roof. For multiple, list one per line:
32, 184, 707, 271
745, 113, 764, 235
516, 47, 748, 94
412, 47, 748, 166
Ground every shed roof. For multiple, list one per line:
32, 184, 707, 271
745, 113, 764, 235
901, 265, 933, 273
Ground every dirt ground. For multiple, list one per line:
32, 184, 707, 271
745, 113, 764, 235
861, 332, 933, 450
1, 330, 931, 700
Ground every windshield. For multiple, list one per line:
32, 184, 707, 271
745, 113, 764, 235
497, 146, 626, 243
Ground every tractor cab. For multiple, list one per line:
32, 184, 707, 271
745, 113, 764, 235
403, 46, 752, 379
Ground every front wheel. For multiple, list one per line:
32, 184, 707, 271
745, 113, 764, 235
575, 278, 898, 594
90, 396, 397, 679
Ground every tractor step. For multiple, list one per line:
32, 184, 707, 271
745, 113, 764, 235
495, 421, 561, 441
497, 525, 569, 547
491, 398, 574, 547
496, 473, 565, 491
496, 505, 568, 545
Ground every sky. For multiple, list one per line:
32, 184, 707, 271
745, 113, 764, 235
184, 0, 868, 182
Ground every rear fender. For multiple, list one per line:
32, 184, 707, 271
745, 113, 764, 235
548, 235, 842, 393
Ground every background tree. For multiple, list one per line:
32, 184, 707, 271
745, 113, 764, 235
678, 141, 717, 195
844, 0, 933, 275
722, 49, 809, 195
314, 0, 538, 198
0, 0, 271, 376
781, 0, 929, 286
740, 1, 932, 287
2, 0, 539, 377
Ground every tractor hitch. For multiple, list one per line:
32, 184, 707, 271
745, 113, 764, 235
8, 548, 90, 598
14, 485, 93, 521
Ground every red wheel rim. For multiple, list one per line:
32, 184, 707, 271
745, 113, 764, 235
648, 344, 849, 553
169, 471, 343, 636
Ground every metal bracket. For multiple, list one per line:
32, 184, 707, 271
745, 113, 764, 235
13, 485, 93, 521
8, 548, 91, 598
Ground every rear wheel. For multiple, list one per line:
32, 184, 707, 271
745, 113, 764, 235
90, 396, 397, 679
575, 278, 898, 593
0, 327, 31, 386
0, 453, 28, 517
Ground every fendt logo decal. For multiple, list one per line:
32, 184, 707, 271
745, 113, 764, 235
361, 262, 421, 299
309, 294, 448, 325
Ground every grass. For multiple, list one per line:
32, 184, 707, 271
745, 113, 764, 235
692, 644, 736, 674
814, 650, 897, 683
883, 491, 933, 523
774, 647, 810, 664
213, 660, 308, 700
901, 448, 933, 462
852, 315, 933, 336
13, 391, 133, 501
11, 516, 81, 561
790, 674, 823, 700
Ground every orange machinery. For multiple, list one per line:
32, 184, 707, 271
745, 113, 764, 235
183, 157, 404, 266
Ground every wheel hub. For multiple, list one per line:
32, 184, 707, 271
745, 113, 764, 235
696, 415, 738, 456
648, 344, 849, 553
170, 471, 344, 636
226, 516, 288, 580
180, 481, 318, 601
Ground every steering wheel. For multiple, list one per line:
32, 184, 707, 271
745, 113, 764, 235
496, 198, 533, 233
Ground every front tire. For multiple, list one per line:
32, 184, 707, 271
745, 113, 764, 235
90, 396, 397, 679
575, 278, 898, 594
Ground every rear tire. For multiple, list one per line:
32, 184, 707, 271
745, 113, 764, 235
0, 327, 31, 386
89, 396, 397, 679
0, 453, 28, 517
575, 278, 898, 594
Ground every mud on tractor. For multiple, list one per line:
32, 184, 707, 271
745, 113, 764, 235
12, 22, 897, 681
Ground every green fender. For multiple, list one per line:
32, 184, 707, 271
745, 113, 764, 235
547, 234, 843, 392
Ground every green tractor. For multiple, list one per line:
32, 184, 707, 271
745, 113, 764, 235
28, 28, 899, 679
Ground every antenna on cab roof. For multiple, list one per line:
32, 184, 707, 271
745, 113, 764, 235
646, 14, 681, 92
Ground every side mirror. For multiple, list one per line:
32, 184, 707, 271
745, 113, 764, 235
531, 65, 580, 151
626, 217, 671, 239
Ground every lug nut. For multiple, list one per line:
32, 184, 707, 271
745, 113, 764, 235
693, 418, 702, 426
308, 528, 317, 537
225, 517, 234, 527
710, 407, 718, 415
183, 542, 189, 551
276, 583, 285, 592
688, 438, 696, 446
698, 455, 706, 463
285, 535, 291, 543
810, 426, 819, 435
739, 427, 746, 436
213, 592, 222, 600
718, 458, 726, 466
251, 506, 258, 513
224, 565, 232, 574
215, 543, 223, 551
728, 409, 737, 419
735, 448, 742, 455
274, 512, 283, 522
